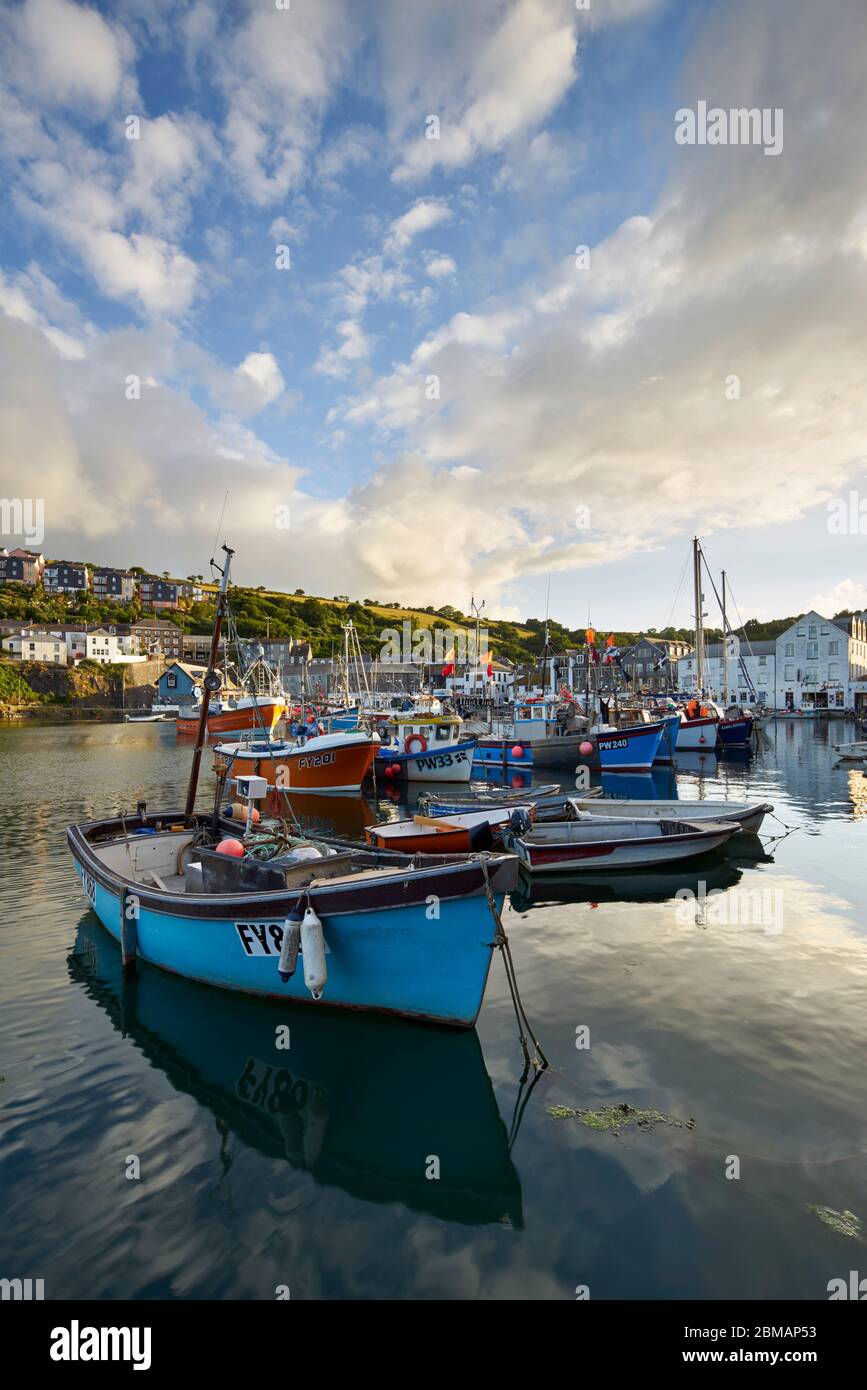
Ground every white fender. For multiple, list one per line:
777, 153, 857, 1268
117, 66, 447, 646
301, 906, 327, 999
278, 910, 302, 982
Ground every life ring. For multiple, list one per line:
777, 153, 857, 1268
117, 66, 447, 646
377, 723, 391, 742
405, 733, 428, 755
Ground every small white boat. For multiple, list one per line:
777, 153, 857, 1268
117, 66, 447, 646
506, 815, 739, 874
571, 795, 773, 835
831, 740, 867, 762
124, 713, 169, 723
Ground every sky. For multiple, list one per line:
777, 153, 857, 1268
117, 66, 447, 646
1, 0, 866, 633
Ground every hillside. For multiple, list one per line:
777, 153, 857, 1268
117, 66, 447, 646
0, 580, 827, 666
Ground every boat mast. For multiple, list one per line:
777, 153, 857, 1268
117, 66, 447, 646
184, 543, 234, 820
721, 569, 728, 705
693, 537, 704, 696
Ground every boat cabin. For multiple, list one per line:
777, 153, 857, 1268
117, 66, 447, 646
379, 713, 464, 752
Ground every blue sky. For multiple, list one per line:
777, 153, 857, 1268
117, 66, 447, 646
1, 0, 866, 632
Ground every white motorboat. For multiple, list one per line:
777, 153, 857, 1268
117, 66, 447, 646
505, 814, 739, 874
570, 795, 773, 835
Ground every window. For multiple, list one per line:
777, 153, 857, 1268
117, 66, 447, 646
804, 670, 817, 684
435, 724, 451, 742
807, 642, 818, 658
821, 626, 829, 635
167, 673, 177, 689
828, 640, 839, 655
808, 625, 817, 639
759, 654, 767, 665
785, 665, 794, 680
785, 643, 794, 657
796, 629, 804, 637
828, 663, 839, 680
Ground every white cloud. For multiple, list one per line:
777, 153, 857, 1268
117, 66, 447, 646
314, 320, 372, 379
384, 198, 452, 254
383, 0, 580, 183
810, 581, 867, 617
424, 254, 456, 280
213, 0, 357, 205
12, 0, 130, 110
235, 352, 285, 408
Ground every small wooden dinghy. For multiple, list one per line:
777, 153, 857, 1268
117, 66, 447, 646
504, 814, 739, 874
366, 806, 533, 855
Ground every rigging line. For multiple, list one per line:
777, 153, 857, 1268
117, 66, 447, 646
209, 490, 229, 572
663, 549, 690, 633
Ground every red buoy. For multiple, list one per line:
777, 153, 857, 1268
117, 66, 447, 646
511, 744, 524, 759
216, 838, 244, 857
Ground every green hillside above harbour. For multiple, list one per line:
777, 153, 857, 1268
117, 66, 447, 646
0, 581, 839, 667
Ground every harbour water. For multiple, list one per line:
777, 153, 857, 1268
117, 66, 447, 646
1, 718, 866, 1300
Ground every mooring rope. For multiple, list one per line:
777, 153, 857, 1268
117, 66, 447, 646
477, 855, 548, 1074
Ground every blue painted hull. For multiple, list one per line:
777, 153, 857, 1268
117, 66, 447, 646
595, 721, 665, 772
68, 826, 511, 1027
718, 718, 753, 747
654, 713, 681, 764
474, 740, 534, 768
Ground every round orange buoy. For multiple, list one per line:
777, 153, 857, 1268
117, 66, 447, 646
580, 740, 593, 756
217, 838, 244, 857
224, 802, 260, 823
511, 744, 524, 758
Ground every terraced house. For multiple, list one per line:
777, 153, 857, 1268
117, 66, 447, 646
0, 547, 45, 585
44, 560, 90, 595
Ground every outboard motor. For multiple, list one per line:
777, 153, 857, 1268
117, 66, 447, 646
508, 808, 532, 836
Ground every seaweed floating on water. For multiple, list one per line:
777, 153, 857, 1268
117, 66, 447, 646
547, 1102, 695, 1134
808, 1205, 862, 1240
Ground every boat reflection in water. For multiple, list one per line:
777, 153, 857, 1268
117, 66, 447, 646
68, 918, 523, 1227
511, 858, 746, 911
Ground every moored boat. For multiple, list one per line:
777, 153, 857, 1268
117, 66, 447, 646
215, 729, 378, 793
571, 794, 772, 835
177, 694, 285, 740
375, 711, 476, 782
365, 805, 532, 855
67, 809, 517, 1027
504, 814, 739, 874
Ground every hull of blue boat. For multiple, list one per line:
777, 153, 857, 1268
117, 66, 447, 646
718, 719, 753, 746
72, 863, 500, 1028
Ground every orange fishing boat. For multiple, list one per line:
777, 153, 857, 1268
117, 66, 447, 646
214, 730, 377, 793
176, 695, 285, 739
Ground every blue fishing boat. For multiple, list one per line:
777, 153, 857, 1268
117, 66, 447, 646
488, 697, 665, 772
717, 704, 755, 747
67, 811, 516, 1027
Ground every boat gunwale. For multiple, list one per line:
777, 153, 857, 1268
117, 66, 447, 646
67, 813, 517, 919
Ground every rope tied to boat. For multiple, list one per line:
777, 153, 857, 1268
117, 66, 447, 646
475, 854, 548, 1075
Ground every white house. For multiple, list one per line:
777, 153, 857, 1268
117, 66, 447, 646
676, 640, 775, 704
2, 628, 68, 664
65, 628, 146, 665
774, 610, 867, 710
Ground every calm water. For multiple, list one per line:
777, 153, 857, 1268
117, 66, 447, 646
2, 717, 866, 1300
